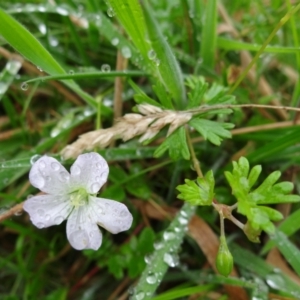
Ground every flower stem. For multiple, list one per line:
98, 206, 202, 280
185, 126, 203, 178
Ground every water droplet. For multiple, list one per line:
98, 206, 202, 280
146, 272, 157, 284
174, 227, 181, 233
54, 216, 64, 224
178, 216, 188, 225
91, 182, 100, 193
101, 64, 111, 72
107, 7, 115, 17
49, 36, 59, 47
71, 165, 81, 175
21, 82, 28, 91
180, 210, 188, 217
59, 171, 70, 182
69, 230, 89, 250
30, 154, 41, 165
38, 5, 46, 12
51, 162, 60, 171
0, 82, 6, 94
36, 222, 45, 228
39, 160, 46, 169
121, 46, 132, 58
154, 241, 163, 250
6, 60, 22, 75
148, 49, 156, 60
97, 205, 104, 214
69, 70, 74, 75
163, 230, 176, 241
38, 23, 47, 35
128, 286, 135, 295
154, 58, 160, 66
45, 214, 50, 221
14, 210, 23, 216
36, 66, 43, 72
144, 254, 153, 264
111, 37, 119, 46
56, 6, 68, 16
27, 194, 33, 199
136, 291, 145, 300
164, 252, 179, 267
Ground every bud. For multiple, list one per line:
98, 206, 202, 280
216, 236, 233, 277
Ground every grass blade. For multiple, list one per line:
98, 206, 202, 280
0, 8, 96, 107
200, 0, 217, 69
142, 1, 186, 108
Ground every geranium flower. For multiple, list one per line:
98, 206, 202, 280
23, 152, 133, 250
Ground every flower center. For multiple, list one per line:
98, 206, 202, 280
70, 188, 88, 208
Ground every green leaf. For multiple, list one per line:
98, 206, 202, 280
177, 170, 215, 206
154, 127, 190, 160
225, 157, 300, 239
0, 8, 96, 107
217, 36, 300, 54
137, 227, 155, 254
142, 1, 186, 108
152, 82, 174, 109
200, 0, 217, 69
271, 230, 300, 276
107, 255, 125, 279
189, 118, 233, 146
185, 76, 208, 109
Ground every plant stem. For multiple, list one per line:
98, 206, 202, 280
185, 126, 203, 178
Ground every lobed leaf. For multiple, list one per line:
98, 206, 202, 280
189, 118, 233, 146
176, 171, 215, 206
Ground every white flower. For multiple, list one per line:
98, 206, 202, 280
23, 152, 133, 251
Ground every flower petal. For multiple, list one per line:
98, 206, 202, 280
23, 194, 72, 228
29, 156, 74, 195
66, 206, 102, 250
69, 152, 109, 194
89, 196, 133, 234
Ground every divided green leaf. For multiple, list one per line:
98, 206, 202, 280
154, 126, 190, 160
176, 170, 215, 206
225, 157, 300, 239
189, 118, 234, 146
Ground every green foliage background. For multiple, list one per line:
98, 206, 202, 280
0, 0, 300, 299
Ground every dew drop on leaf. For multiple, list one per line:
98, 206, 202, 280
121, 46, 132, 58
153, 240, 163, 250
163, 230, 176, 241
21, 82, 28, 91
107, 7, 115, 17
135, 292, 145, 300
146, 272, 157, 284
111, 37, 119, 46
101, 64, 111, 72
164, 252, 179, 267
147, 49, 156, 60
30, 154, 41, 165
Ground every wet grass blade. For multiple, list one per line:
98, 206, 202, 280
142, 1, 186, 109
0, 8, 96, 107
